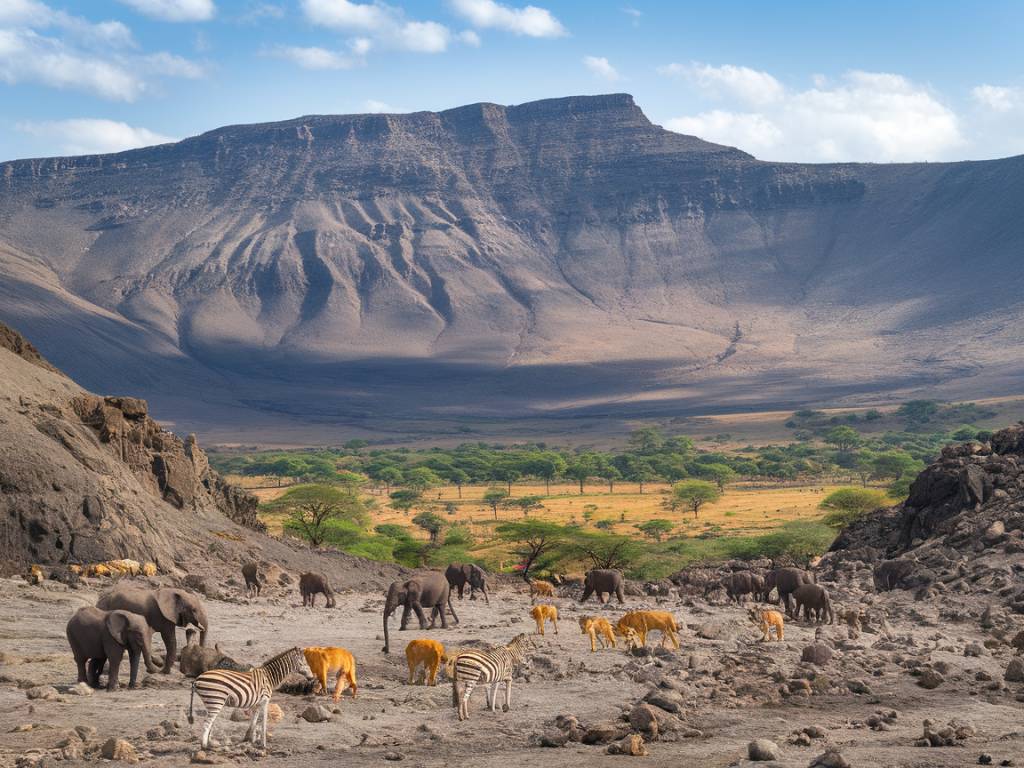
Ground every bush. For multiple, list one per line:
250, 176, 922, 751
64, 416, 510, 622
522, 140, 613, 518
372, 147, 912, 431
820, 487, 889, 528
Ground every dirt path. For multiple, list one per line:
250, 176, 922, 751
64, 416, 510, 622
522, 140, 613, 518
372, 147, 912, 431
2, 578, 1023, 767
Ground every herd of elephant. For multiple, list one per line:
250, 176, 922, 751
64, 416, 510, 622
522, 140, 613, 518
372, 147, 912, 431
65, 561, 832, 694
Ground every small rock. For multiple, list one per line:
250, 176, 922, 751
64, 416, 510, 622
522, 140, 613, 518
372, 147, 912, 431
25, 686, 60, 701
965, 643, 985, 657
536, 732, 568, 748
100, 738, 138, 763
628, 703, 660, 737
607, 734, 648, 756
917, 669, 944, 689
65, 682, 93, 696
230, 708, 250, 722
980, 755, 993, 765
748, 739, 781, 761
382, 752, 404, 761
984, 521, 1006, 544
74, 725, 97, 741
1005, 658, 1024, 682
846, 678, 872, 694
802, 644, 833, 666
790, 732, 812, 746
190, 750, 223, 764
582, 723, 626, 745
267, 703, 284, 723
809, 749, 850, 768
300, 705, 332, 723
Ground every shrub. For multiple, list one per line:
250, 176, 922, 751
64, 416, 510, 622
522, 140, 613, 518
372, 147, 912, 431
820, 487, 889, 528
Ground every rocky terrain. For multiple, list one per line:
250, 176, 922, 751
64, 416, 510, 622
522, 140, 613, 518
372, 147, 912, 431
3, 94, 1024, 440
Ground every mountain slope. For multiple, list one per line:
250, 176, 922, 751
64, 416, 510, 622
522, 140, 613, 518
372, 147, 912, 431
2, 94, 1024, 440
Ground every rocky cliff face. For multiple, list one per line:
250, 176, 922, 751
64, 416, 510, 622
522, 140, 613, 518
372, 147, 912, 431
2, 94, 1024, 438
0, 322, 260, 568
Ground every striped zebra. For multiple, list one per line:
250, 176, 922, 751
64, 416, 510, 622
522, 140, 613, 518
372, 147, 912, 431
451, 633, 534, 721
188, 646, 304, 749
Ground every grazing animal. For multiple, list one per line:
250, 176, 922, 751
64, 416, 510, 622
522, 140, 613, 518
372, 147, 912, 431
188, 646, 304, 749
445, 563, 490, 604
303, 647, 357, 702
792, 584, 835, 624
451, 634, 534, 721
529, 580, 555, 602
748, 607, 785, 642
382, 572, 457, 654
405, 639, 446, 686
765, 567, 815, 617
242, 562, 262, 598
299, 572, 336, 608
578, 615, 616, 652
530, 604, 559, 635
580, 568, 625, 604
615, 611, 680, 649
709, 572, 766, 603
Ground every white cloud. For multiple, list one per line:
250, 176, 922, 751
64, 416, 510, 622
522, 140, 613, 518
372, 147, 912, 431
662, 66, 964, 162
658, 62, 783, 106
583, 55, 621, 82
143, 51, 205, 78
450, 0, 565, 37
116, 0, 215, 22
301, 0, 452, 53
350, 37, 373, 55
362, 99, 406, 113
971, 84, 1020, 113
458, 29, 481, 47
17, 118, 175, 155
267, 45, 358, 70
0, 0, 136, 48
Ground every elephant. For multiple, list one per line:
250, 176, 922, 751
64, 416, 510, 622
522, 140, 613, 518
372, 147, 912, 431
445, 563, 489, 604
765, 567, 815, 616
66, 606, 156, 690
580, 569, 625, 604
873, 558, 917, 591
96, 586, 207, 673
791, 584, 835, 624
242, 562, 262, 598
299, 572, 336, 608
708, 572, 765, 603
382, 571, 458, 654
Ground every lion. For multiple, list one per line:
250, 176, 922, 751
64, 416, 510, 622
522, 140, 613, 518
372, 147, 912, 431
578, 615, 616, 652
303, 646, 358, 702
530, 604, 559, 635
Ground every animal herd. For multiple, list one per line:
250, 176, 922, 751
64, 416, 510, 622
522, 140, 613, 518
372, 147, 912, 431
60, 560, 837, 750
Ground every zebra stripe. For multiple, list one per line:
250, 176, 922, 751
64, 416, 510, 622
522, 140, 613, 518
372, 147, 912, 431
189, 646, 303, 749
452, 633, 533, 721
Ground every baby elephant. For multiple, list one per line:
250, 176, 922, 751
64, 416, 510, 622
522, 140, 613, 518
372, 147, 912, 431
792, 584, 834, 624
66, 606, 156, 690
299, 572, 336, 608
241, 562, 262, 598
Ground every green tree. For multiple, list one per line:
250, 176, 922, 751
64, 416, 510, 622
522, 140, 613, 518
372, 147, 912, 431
265, 484, 369, 527
897, 399, 939, 427
594, 519, 615, 531
405, 466, 441, 492
694, 462, 736, 490
508, 495, 544, 518
628, 427, 665, 455
623, 458, 657, 494
445, 468, 470, 499
819, 487, 889, 528
482, 487, 510, 519
672, 480, 721, 518
572, 531, 643, 571
495, 520, 566, 580
824, 425, 861, 453
527, 452, 566, 494
412, 510, 445, 544
594, 456, 621, 492
564, 454, 597, 494
286, 501, 339, 548
375, 466, 404, 493
582, 504, 598, 525
870, 450, 923, 482
637, 519, 674, 542
389, 489, 422, 514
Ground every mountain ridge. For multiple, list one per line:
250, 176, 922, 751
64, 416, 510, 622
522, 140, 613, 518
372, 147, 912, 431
1, 93, 1023, 441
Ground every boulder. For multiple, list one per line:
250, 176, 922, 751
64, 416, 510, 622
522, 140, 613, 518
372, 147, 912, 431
801, 644, 833, 666
1005, 658, 1024, 682
300, 705, 332, 723
100, 738, 139, 763
748, 739, 781, 761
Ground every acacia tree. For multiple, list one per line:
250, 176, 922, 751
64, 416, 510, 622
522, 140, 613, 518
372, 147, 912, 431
446, 468, 470, 499
637, 519, 674, 542
508, 495, 544, 518
672, 480, 721, 518
564, 454, 597, 494
573, 531, 642, 571
496, 520, 565, 580
287, 501, 339, 548
825, 425, 861, 453
482, 487, 509, 519
389, 489, 422, 514
412, 510, 445, 544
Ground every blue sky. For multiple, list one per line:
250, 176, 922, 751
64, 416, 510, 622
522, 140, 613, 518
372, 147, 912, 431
2, 0, 1023, 163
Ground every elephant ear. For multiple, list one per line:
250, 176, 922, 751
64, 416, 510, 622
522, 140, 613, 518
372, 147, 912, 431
461, 565, 473, 577
106, 611, 131, 645
155, 589, 181, 625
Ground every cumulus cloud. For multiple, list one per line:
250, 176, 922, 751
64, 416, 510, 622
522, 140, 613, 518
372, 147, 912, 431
450, 0, 565, 37
116, 0, 215, 22
17, 118, 175, 155
972, 84, 1020, 113
458, 29, 481, 47
583, 55, 621, 82
0, 0, 136, 48
267, 45, 359, 70
142, 51, 205, 78
301, 0, 455, 53
658, 62, 783, 106
662, 65, 965, 162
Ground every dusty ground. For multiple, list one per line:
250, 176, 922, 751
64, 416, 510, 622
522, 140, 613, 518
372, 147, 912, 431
3, 574, 1024, 768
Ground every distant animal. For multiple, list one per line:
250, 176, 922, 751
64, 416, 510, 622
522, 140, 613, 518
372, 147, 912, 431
765, 567, 815, 616
242, 562, 262, 598
97, 586, 207, 673
451, 633, 534, 721
748, 607, 785, 642
578, 615, 616, 652
580, 569, 625, 604
445, 563, 490, 604
710, 572, 766, 603
299, 572, 336, 608
66, 606, 157, 690
189, 646, 305, 749
303, 647, 357, 702
530, 604, 559, 635
405, 639, 446, 686
873, 559, 916, 591
382, 571, 457, 654
27, 564, 45, 585
529, 580, 555, 602
615, 611, 680, 649
792, 584, 834, 624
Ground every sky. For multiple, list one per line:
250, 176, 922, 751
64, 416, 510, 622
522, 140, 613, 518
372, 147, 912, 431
2, 0, 1023, 163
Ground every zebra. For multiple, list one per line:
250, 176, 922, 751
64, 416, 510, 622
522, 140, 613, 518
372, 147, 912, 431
188, 646, 304, 749
451, 633, 534, 721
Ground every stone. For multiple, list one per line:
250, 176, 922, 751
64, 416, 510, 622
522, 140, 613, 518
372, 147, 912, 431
100, 738, 138, 763
1005, 658, 1024, 682
917, 669, 945, 689
607, 734, 648, 756
537, 732, 568, 748
748, 739, 781, 761
74, 725, 97, 741
809, 749, 850, 768
382, 752, 404, 761
65, 682, 93, 696
25, 686, 60, 701
846, 678, 872, 694
628, 703, 660, 737
230, 708, 250, 722
964, 643, 985, 657
801, 644, 833, 666
300, 705, 332, 723
643, 690, 682, 714
984, 521, 1006, 544
582, 723, 627, 745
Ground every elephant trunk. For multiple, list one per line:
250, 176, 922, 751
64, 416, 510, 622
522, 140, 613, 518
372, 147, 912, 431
195, 606, 209, 646
382, 591, 395, 654
142, 630, 157, 674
